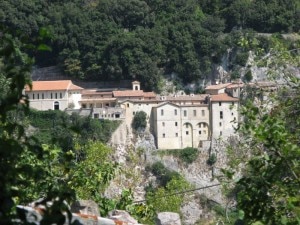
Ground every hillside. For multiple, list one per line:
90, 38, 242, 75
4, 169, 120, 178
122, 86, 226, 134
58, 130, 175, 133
1, 0, 299, 91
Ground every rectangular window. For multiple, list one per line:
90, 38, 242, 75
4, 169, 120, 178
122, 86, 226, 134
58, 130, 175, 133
220, 131, 222, 136
219, 122, 222, 126
163, 133, 165, 138
219, 102, 222, 106
184, 110, 187, 117
51, 93, 53, 99
186, 131, 189, 135
60, 93, 62, 98
161, 109, 164, 116
162, 122, 165, 127
232, 102, 234, 106
199, 131, 201, 135
37, 93, 39, 99
175, 133, 178, 137
94, 113, 99, 119
193, 110, 196, 116
174, 109, 177, 115
220, 111, 223, 119
42, 93, 44, 99
202, 110, 205, 116
175, 122, 178, 126
55, 93, 58, 99
32, 94, 35, 99
133, 112, 135, 115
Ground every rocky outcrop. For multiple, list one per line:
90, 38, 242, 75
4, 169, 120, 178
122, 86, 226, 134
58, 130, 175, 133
155, 212, 181, 225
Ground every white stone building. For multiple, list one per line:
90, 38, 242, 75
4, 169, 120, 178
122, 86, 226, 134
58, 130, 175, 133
25, 80, 83, 111
26, 80, 241, 149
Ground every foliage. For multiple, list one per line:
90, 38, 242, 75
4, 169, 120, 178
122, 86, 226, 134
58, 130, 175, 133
147, 161, 180, 187
0, 27, 76, 224
1, 0, 298, 90
27, 110, 120, 150
132, 111, 147, 131
68, 141, 118, 200
207, 153, 217, 166
177, 147, 199, 164
156, 147, 199, 164
146, 176, 191, 214
235, 92, 300, 224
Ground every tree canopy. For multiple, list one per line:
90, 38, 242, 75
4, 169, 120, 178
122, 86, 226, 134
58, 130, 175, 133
1, 0, 298, 90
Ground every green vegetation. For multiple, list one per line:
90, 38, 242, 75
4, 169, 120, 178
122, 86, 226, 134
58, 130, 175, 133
156, 147, 199, 164
224, 39, 300, 224
207, 153, 217, 166
1, 0, 299, 90
132, 111, 147, 131
27, 110, 120, 150
145, 161, 191, 219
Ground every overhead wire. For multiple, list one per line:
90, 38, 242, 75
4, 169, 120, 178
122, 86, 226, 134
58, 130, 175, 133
133, 183, 221, 203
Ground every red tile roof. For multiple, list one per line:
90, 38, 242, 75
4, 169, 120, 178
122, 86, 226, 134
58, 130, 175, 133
113, 90, 144, 97
25, 80, 83, 91
165, 94, 208, 101
226, 83, 244, 89
210, 93, 239, 102
143, 92, 156, 98
205, 83, 231, 90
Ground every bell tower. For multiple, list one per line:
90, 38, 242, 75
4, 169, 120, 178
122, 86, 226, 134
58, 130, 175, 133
132, 81, 140, 91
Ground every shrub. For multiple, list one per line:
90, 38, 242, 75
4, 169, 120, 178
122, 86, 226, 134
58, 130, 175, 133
148, 162, 180, 187
132, 111, 147, 131
207, 153, 217, 166
178, 147, 199, 164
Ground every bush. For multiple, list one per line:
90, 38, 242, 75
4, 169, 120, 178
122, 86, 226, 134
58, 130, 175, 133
147, 162, 180, 187
207, 153, 217, 166
178, 147, 199, 164
132, 111, 147, 131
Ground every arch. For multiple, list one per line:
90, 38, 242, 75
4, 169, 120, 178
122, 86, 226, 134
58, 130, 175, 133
182, 122, 193, 148
197, 122, 210, 140
54, 101, 60, 110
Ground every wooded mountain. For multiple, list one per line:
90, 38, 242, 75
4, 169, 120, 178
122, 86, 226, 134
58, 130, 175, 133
1, 0, 299, 90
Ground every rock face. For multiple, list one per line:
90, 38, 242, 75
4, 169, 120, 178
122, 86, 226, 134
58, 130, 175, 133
71, 200, 100, 216
108, 210, 138, 224
155, 212, 181, 225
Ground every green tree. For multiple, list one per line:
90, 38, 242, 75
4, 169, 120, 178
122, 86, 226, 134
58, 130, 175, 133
132, 111, 147, 131
224, 36, 300, 225
0, 27, 74, 224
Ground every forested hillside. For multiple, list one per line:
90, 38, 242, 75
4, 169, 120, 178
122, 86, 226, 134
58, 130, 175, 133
1, 0, 299, 90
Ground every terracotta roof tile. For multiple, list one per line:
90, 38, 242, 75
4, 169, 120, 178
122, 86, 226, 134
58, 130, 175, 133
143, 92, 156, 97
205, 83, 231, 90
226, 83, 244, 89
165, 94, 208, 101
210, 93, 239, 102
26, 80, 83, 91
113, 90, 144, 97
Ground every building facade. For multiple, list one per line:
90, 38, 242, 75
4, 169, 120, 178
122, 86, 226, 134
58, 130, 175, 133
26, 80, 241, 149
25, 80, 83, 111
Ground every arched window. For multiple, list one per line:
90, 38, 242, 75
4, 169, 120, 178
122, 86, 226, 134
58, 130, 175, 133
54, 101, 59, 110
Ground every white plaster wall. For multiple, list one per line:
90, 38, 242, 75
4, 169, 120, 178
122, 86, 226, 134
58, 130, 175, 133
29, 99, 69, 110
69, 92, 82, 109
27, 90, 69, 110
154, 104, 182, 149
180, 106, 210, 148
211, 102, 238, 140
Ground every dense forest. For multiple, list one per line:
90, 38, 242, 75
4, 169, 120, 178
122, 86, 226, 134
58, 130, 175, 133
0, 0, 299, 90
1, 1, 300, 224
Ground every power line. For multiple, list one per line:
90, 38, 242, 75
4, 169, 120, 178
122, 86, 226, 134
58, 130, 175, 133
133, 183, 221, 203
